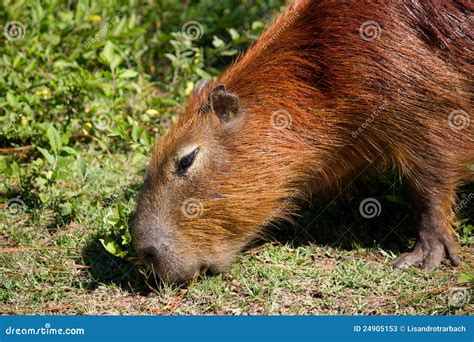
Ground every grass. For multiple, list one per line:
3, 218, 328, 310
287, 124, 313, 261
1, 149, 472, 315
0, 0, 473, 315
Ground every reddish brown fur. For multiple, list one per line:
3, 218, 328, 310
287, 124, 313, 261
132, 0, 473, 281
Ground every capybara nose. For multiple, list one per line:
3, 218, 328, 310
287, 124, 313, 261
140, 245, 161, 267
137, 244, 200, 282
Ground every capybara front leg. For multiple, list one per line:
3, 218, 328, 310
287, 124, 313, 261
393, 184, 460, 269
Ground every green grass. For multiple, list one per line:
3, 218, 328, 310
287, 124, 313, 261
0, 0, 473, 315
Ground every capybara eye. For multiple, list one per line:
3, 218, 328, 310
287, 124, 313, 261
177, 147, 199, 175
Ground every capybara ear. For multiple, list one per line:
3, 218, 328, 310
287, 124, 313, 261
210, 84, 240, 123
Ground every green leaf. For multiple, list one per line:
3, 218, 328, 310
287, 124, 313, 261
13, 55, 23, 69
39, 193, 48, 204
113, 16, 127, 35
119, 69, 138, 78
6, 92, 20, 108
100, 237, 118, 255
0, 157, 8, 173
131, 123, 140, 141
195, 68, 212, 79
251, 21, 265, 31
132, 153, 145, 164
458, 262, 474, 284
75, 156, 87, 179
458, 273, 473, 284
110, 54, 122, 71
121, 230, 132, 246
159, 98, 179, 106
139, 130, 150, 148
100, 237, 129, 258
59, 202, 72, 216
164, 53, 179, 66
219, 49, 238, 56
2, 54, 11, 66
37, 147, 56, 166
56, 156, 75, 170
101, 41, 115, 66
228, 28, 240, 41
10, 161, 21, 179
62, 146, 77, 155
47, 125, 62, 154
145, 109, 159, 116
212, 36, 225, 48
117, 203, 127, 224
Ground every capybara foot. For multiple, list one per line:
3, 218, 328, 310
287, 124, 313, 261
393, 235, 460, 270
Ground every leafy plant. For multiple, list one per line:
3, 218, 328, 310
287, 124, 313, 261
99, 204, 137, 263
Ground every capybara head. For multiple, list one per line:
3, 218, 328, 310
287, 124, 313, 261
131, 81, 308, 281
131, 0, 333, 281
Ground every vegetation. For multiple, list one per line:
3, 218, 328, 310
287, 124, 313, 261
0, 0, 472, 315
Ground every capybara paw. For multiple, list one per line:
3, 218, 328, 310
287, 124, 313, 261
392, 236, 460, 270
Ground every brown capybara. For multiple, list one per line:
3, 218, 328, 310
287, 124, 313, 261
131, 0, 474, 281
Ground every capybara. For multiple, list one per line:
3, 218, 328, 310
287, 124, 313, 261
131, 0, 473, 281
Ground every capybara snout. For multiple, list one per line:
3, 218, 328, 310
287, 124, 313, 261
131, 88, 254, 280
133, 0, 473, 281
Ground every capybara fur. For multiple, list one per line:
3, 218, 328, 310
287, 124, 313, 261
132, 0, 473, 281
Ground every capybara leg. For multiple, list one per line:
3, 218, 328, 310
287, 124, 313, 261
393, 182, 460, 269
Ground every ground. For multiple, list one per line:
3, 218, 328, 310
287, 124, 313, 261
0, 0, 472, 315
1, 152, 473, 315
